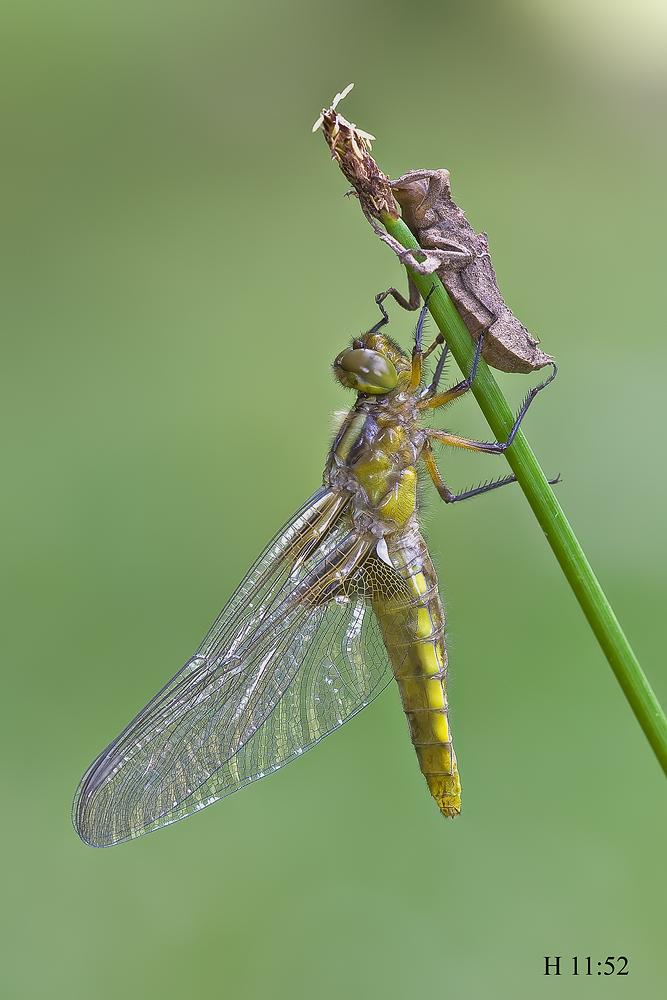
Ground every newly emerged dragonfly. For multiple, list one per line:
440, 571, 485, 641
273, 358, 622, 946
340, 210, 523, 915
73, 296, 555, 846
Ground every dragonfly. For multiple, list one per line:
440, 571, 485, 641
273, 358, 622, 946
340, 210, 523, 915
73, 294, 556, 847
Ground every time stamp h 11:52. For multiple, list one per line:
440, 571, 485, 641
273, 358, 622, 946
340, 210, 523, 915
544, 956, 629, 976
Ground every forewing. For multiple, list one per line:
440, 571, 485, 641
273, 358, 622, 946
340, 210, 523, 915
73, 488, 393, 847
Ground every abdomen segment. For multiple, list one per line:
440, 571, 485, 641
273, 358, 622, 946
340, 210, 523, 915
372, 529, 461, 817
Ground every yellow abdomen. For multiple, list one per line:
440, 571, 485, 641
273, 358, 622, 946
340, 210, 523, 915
372, 530, 461, 818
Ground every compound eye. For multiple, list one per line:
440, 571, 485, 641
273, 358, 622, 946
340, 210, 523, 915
333, 348, 399, 394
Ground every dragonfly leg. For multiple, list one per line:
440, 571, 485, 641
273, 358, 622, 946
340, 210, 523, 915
409, 287, 436, 391
422, 440, 561, 502
419, 329, 485, 409
425, 362, 557, 453
367, 294, 391, 335
416, 343, 450, 406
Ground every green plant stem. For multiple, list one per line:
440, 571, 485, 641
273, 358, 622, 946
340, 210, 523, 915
381, 212, 667, 775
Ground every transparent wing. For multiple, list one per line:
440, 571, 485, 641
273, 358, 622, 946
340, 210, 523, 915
73, 488, 394, 847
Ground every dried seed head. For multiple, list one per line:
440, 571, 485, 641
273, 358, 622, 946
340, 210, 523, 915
311, 82, 356, 133
312, 85, 398, 222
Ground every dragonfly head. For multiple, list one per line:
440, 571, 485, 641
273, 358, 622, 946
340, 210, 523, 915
333, 334, 409, 395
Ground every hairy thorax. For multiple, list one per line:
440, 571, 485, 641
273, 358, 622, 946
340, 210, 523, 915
325, 393, 426, 538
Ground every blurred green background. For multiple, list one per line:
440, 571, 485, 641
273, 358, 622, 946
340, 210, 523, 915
2, 1, 666, 997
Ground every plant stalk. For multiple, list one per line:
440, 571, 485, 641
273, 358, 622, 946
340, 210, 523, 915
381, 212, 667, 775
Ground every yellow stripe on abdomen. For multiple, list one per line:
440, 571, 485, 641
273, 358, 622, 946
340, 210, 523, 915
373, 547, 461, 818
